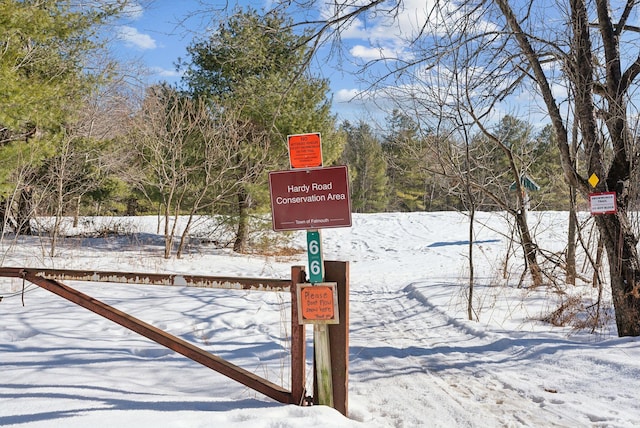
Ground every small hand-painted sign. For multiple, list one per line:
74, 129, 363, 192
296, 283, 339, 324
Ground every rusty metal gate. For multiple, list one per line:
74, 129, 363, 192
0, 266, 308, 406
0, 262, 349, 414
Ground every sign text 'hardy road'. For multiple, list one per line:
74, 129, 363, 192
269, 166, 351, 231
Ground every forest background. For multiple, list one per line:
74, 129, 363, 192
2, 1, 640, 335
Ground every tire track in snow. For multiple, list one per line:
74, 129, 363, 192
328, 213, 611, 426
349, 284, 481, 426
348, 283, 583, 427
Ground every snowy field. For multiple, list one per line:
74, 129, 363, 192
1, 211, 640, 427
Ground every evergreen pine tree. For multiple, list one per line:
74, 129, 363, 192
341, 121, 388, 213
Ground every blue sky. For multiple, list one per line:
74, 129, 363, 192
110, 0, 377, 123
112, 1, 201, 82
109, 1, 555, 129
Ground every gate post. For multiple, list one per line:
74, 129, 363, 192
290, 266, 307, 405
319, 260, 349, 415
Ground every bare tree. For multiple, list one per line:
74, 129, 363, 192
381, 50, 546, 287
492, 0, 640, 335
175, 105, 270, 258
270, 0, 640, 336
29, 78, 135, 257
126, 86, 269, 258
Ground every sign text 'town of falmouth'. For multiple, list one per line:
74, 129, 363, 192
269, 166, 351, 231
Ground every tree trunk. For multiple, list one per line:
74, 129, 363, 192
566, 187, 577, 285
73, 195, 82, 227
595, 212, 640, 336
50, 165, 66, 257
176, 213, 195, 259
233, 188, 250, 253
593, 237, 604, 288
16, 187, 33, 235
73, 195, 81, 228
467, 205, 475, 321
126, 197, 138, 216
515, 210, 543, 286
0, 198, 7, 234
163, 204, 173, 259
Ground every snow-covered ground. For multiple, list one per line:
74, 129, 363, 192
1, 211, 639, 427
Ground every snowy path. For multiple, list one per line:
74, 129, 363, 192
322, 213, 639, 427
347, 283, 572, 427
344, 275, 640, 427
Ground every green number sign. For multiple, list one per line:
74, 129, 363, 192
306, 230, 324, 283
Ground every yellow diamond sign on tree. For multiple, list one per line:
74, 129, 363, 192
588, 173, 600, 188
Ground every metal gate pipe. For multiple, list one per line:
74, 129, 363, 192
29, 268, 291, 291
20, 270, 295, 404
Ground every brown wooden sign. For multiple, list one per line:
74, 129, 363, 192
268, 166, 351, 231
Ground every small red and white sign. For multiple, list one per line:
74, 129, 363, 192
589, 191, 617, 215
288, 133, 323, 169
269, 166, 351, 231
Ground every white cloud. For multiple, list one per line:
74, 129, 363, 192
334, 88, 362, 103
117, 26, 156, 50
332, 87, 388, 123
319, 1, 532, 125
349, 45, 386, 61
151, 66, 182, 78
323, 0, 495, 64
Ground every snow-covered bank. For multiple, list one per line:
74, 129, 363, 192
2, 212, 639, 427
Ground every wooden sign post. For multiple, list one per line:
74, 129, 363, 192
297, 281, 338, 407
305, 229, 334, 406
269, 132, 351, 413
